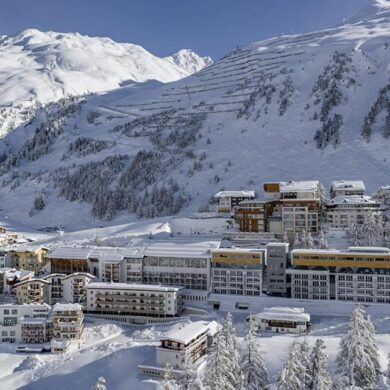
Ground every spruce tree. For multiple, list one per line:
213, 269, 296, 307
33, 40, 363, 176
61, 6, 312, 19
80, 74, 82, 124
161, 363, 180, 390
92, 377, 106, 390
310, 339, 332, 390
241, 315, 268, 390
336, 306, 379, 388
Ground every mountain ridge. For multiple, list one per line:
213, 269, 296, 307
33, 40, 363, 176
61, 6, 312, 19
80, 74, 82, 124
0, 2, 390, 230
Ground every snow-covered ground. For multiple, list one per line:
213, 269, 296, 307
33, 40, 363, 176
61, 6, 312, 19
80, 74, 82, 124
1, 308, 390, 389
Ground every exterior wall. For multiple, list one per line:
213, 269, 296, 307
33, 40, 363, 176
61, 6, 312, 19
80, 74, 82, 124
99, 261, 122, 283
21, 320, 52, 343
0, 304, 51, 342
289, 270, 330, 300
282, 205, 319, 233
257, 319, 308, 334
234, 202, 266, 233
124, 257, 143, 283
156, 332, 208, 369
49, 258, 89, 274
62, 274, 94, 304
266, 243, 289, 295
7, 249, 48, 274
52, 306, 84, 341
87, 284, 181, 318
14, 280, 50, 305
331, 189, 365, 198
211, 250, 264, 296
326, 205, 382, 229
45, 275, 65, 304
142, 256, 209, 291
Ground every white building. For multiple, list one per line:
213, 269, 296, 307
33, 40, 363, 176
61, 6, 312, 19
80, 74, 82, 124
211, 248, 265, 296
62, 273, 95, 304
214, 190, 255, 213
156, 321, 211, 369
330, 180, 366, 198
253, 307, 310, 334
374, 185, 390, 206
326, 195, 382, 229
51, 303, 84, 352
0, 303, 51, 342
86, 282, 183, 323
0, 268, 34, 296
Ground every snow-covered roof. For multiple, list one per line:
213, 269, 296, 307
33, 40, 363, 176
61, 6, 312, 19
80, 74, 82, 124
144, 240, 220, 258
237, 199, 266, 206
0, 268, 34, 281
331, 180, 366, 191
52, 303, 83, 312
87, 282, 182, 292
47, 247, 91, 259
279, 181, 319, 193
348, 246, 390, 253
327, 195, 379, 206
13, 278, 50, 288
255, 307, 310, 322
161, 321, 210, 345
212, 248, 265, 255
214, 190, 255, 199
62, 272, 95, 280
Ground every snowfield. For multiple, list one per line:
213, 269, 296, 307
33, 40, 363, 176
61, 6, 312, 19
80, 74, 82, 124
1, 309, 390, 389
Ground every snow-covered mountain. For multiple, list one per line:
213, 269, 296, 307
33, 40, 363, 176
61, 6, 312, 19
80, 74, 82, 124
0, 29, 212, 135
165, 49, 213, 75
1, 0, 390, 230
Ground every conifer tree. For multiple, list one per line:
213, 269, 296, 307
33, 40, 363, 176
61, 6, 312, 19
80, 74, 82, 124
241, 314, 268, 390
310, 339, 332, 390
336, 306, 379, 388
161, 363, 180, 390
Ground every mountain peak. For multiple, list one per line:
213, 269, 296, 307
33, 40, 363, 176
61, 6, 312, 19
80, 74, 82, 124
165, 49, 213, 75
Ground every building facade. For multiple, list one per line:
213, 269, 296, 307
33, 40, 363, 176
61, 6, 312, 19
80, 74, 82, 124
326, 195, 382, 229
266, 243, 289, 296
234, 200, 266, 233
214, 191, 255, 213
210, 248, 265, 296
86, 283, 183, 319
289, 247, 390, 303
330, 180, 365, 198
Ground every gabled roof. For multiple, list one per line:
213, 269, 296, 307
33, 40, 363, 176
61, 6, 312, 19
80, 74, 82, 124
255, 307, 310, 322
327, 195, 379, 206
13, 278, 50, 288
279, 181, 319, 193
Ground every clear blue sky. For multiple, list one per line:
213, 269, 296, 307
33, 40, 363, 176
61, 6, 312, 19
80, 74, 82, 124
0, 0, 370, 59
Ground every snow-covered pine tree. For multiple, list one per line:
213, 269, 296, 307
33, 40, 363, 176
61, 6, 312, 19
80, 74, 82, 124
182, 360, 203, 390
310, 339, 332, 390
363, 214, 383, 246
386, 352, 390, 386
299, 338, 312, 388
318, 184, 328, 221
348, 223, 362, 246
92, 377, 106, 390
336, 306, 379, 388
241, 314, 268, 390
317, 229, 328, 249
204, 333, 225, 390
160, 363, 180, 390
220, 312, 241, 390
306, 231, 316, 249
277, 341, 306, 390
292, 232, 301, 249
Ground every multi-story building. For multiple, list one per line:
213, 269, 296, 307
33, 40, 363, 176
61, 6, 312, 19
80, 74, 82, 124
21, 317, 52, 344
265, 242, 289, 296
62, 273, 95, 304
51, 303, 84, 344
234, 200, 266, 233
0, 268, 34, 296
374, 185, 390, 206
326, 195, 382, 229
263, 181, 321, 234
330, 180, 365, 198
86, 283, 183, 321
47, 247, 91, 275
140, 241, 219, 299
13, 279, 50, 304
210, 248, 265, 296
156, 321, 210, 369
0, 303, 51, 342
43, 274, 66, 303
0, 248, 6, 268
288, 247, 390, 303
214, 190, 255, 213
6, 246, 49, 274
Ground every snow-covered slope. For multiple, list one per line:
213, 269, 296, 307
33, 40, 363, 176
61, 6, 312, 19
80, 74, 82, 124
1, 1, 390, 230
165, 49, 213, 74
0, 29, 211, 135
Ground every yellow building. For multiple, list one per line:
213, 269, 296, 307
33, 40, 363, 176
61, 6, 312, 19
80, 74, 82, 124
8, 247, 49, 273
13, 279, 50, 304
288, 247, 390, 303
